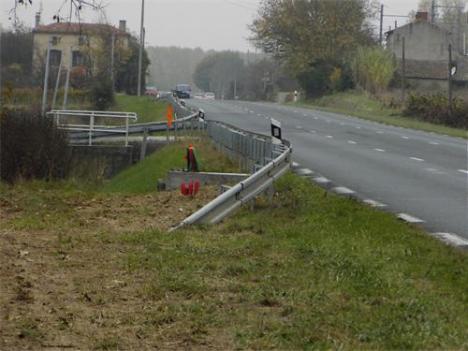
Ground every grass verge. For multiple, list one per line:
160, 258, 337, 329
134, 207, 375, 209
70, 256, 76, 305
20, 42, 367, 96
123, 173, 468, 349
101, 137, 238, 194
113, 94, 168, 123
292, 90, 467, 139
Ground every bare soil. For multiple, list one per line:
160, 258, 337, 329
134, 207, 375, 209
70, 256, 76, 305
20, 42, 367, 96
0, 186, 219, 350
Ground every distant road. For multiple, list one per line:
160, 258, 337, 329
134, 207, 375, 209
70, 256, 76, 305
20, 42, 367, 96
189, 98, 468, 242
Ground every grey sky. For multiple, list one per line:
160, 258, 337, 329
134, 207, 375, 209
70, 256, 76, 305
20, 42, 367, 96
1, 0, 421, 51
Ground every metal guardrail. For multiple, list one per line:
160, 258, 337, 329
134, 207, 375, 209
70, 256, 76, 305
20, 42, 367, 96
172, 120, 292, 229
47, 110, 138, 146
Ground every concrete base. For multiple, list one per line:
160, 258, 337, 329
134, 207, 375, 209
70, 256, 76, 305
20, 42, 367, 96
165, 171, 249, 190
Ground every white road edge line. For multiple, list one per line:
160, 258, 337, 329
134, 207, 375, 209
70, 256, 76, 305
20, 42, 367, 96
397, 213, 425, 223
374, 148, 385, 152
409, 157, 424, 162
401, 136, 409, 139
333, 187, 355, 195
313, 176, 331, 184
326, 135, 333, 139
348, 140, 357, 145
363, 199, 387, 208
429, 142, 440, 145
431, 233, 468, 247
458, 169, 468, 175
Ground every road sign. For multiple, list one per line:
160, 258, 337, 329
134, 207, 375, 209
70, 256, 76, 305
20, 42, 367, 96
166, 104, 174, 127
271, 118, 282, 143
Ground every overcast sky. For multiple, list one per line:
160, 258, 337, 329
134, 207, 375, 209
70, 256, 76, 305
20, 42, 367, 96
1, 0, 421, 51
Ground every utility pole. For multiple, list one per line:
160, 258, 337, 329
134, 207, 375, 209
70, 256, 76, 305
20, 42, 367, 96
401, 37, 406, 103
110, 31, 115, 91
41, 39, 52, 116
234, 78, 237, 99
431, 0, 436, 23
448, 43, 453, 115
137, 0, 145, 96
62, 47, 72, 109
379, 4, 384, 46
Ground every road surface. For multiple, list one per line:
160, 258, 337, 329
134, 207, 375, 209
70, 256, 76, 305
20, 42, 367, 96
189, 98, 468, 244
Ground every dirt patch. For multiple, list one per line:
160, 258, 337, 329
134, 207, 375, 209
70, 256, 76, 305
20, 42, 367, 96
0, 186, 222, 350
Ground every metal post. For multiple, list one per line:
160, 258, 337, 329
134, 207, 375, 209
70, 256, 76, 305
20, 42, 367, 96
140, 128, 148, 161
448, 43, 453, 116
137, 0, 145, 96
431, 0, 436, 23
62, 47, 72, 110
174, 112, 178, 142
401, 37, 406, 103
110, 31, 115, 91
125, 114, 129, 147
41, 39, 52, 116
379, 4, 384, 46
51, 55, 63, 109
89, 112, 94, 146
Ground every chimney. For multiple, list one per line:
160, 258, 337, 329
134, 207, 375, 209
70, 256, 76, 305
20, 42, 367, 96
415, 12, 428, 21
35, 12, 41, 27
119, 20, 126, 32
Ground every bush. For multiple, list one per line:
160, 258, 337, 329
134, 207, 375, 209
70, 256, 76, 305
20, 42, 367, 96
404, 93, 468, 129
0, 107, 70, 183
352, 46, 396, 95
90, 78, 115, 110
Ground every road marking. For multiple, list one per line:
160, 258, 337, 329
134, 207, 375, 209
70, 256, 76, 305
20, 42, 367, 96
429, 141, 440, 145
326, 135, 333, 139
348, 140, 357, 145
296, 125, 303, 129
333, 187, 355, 195
296, 168, 314, 177
355, 126, 361, 129
432, 233, 468, 248
409, 157, 424, 162
257, 113, 262, 117
309, 130, 316, 134
376, 131, 384, 134
291, 162, 300, 169
398, 213, 425, 223
313, 117, 319, 120
313, 176, 331, 184
425, 168, 445, 175
401, 136, 409, 139
457, 169, 468, 175
363, 199, 387, 208
303, 114, 308, 117
374, 148, 385, 152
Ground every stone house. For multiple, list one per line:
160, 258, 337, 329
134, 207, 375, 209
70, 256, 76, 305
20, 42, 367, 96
32, 20, 130, 75
386, 12, 468, 90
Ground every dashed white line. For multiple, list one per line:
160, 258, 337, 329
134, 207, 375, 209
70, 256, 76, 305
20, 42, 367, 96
296, 125, 303, 129
333, 187, 355, 195
431, 233, 468, 247
457, 169, 468, 175
401, 136, 409, 139
363, 199, 387, 208
313, 117, 318, 120
425, 168, 445, 175
429, 141, 440, 145
309, 130, 316, 134
409, 157, 424, 162
348, 140, 357, 145
303, 114, 308, 117
398, 213, 425, 223
326, 135, 333, 139
313, 176, 331, 184
355, 126, 361, 129
376, 131, 384, 134
374, 148, 385, 152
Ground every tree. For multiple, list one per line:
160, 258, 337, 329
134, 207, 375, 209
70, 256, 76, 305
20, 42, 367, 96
250, 0, 375, 97
193, 51, 245, 98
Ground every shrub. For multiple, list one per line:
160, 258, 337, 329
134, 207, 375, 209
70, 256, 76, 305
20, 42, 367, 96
0, 107, 70, 183
90, 78, 115, 110
404, 93, 468, 129
352, 46, 396, 95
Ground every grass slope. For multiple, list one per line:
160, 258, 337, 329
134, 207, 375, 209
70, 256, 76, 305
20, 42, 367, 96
294, 91, 467, 139
123, 173, 468, 349
113, 94, 168, 124
102, 138, 238, 194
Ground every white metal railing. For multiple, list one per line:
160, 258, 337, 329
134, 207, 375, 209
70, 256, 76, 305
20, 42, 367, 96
46, 110, 138, 146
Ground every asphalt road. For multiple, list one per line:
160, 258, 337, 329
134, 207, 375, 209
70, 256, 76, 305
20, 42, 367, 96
188, 98, 468, 243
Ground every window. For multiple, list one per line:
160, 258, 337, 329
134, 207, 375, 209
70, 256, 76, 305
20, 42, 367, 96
78, 35, 88, 46
72, 51, 86, 66
51, 36, 61, 46
49, 49, 62, 66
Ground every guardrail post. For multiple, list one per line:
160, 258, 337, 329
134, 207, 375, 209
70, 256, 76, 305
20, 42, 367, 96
125, 114, 129, 147
89, 112, 94, 146
140, 127, 148, 161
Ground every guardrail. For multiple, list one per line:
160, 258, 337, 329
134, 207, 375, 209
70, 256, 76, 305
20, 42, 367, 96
172, 120, 291, 229
47, 110, 138, 146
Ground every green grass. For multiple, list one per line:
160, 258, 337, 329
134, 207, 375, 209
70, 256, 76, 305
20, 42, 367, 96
102, 137, 238, 194
293, 90, 467, 139
113, 94, 168, 124
122, 173, 468, 349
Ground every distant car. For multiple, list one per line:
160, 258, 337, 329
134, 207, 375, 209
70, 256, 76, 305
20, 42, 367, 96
204, 92, 215, 100
175, 84, 192, 99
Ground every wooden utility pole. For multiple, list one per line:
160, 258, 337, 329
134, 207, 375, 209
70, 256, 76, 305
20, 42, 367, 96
41, 39, 52, 116
401, 37, 406, 103
137, 0, 145, 96
448, 43, 453, 115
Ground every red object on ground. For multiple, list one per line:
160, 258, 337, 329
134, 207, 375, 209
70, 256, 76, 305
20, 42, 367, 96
180, 180, 201, 197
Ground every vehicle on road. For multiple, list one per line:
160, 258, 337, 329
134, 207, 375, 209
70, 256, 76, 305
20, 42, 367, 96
204, 92, 215, 100
174, 84, 192, 99
145, 86, 159, 98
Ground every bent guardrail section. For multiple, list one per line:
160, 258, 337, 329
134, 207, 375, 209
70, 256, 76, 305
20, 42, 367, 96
172, 121, 292, 229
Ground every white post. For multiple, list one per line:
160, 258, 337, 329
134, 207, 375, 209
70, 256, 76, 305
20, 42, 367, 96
41, 39, 52, 116
137, 0, 145, 96
89, 112, 94, 146
51, 55, 63, 109
62, 47, 72, 110
125, 115, 129, 147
